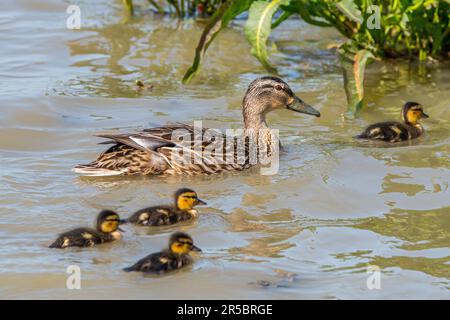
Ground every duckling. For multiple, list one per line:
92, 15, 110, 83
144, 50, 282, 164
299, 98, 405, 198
356, 102, 429, 142
123, 232, 201, 273
73, 76, 320, 176
126, 188, 206, 226
49, 210, 126, 248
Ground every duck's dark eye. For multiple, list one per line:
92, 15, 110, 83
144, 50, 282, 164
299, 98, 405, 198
274, 84, 283, 91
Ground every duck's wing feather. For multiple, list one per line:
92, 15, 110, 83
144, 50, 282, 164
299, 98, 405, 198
127, 206, 175, 226
123, 251, 171, 273
95, 133, 177, 153
356, 121, 409, 142
49, 228, 102, 248
74, 123, 247, 176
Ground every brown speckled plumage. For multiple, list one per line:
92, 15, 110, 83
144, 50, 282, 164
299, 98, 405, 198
73, 77, 320, 176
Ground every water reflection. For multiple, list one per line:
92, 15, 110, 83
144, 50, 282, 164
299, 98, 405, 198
63, 16, 259, 98
380, 173, 426, 196
330, 253, 449, 281
226, 208, 301, 259
354, 207, 450, 252
325, 206, 450, 280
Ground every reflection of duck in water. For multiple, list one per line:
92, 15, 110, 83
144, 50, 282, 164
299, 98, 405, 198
135, 80, 153, 91
126, 188, 206, 226
49, 210, 126, 248
356, 102, 429, 143
73, 77, 320, 176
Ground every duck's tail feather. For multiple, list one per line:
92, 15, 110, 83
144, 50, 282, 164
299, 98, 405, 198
48, 240, 60, 248
72, 165, 124, 177
122, 266, 134, 272
354, 134, 365, 139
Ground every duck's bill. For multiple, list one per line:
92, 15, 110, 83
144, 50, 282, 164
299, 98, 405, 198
422, 112, 430, 118
287, 96, 320, 117
191, 245, 202, 253
118, 227, 126, 232
196, 198, 207, 205
118, 219, 128, 225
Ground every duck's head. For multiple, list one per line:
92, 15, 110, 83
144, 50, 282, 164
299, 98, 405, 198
174, 188, 207, 211
402, 101, 429, 125
96, 210, 126, 234
242, 76, 320, 128
169, 232, 202, 255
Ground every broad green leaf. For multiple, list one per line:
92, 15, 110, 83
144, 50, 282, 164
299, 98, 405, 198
183, 0, 253, 83
339, 45, 374, 116
335, 0, 363, 24
244, 0, 290, 71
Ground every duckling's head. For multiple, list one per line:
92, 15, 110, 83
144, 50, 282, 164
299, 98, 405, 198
242, 76, 320, 128
402, 102, 429, 125
96, 210, 126, 234
169, 232, 202, 255
174, 188, 207, 211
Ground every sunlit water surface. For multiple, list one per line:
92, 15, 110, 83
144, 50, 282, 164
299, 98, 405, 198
0, 0, 449, 299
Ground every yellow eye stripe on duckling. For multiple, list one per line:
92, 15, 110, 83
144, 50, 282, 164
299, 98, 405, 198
170, 238, 193, 254
100, 214, 120, 233
406, 108, 423, 124
177, 192, 198, 211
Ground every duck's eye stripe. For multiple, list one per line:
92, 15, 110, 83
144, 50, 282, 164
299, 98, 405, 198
260, 84, 274, 90
178, 239, 192, 245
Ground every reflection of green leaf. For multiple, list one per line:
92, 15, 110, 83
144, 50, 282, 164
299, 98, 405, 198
335, 0, 363, 24
183, 0, 253, 83
353, 207, 450, 251
147, 0, 163, 13
339, 45, 374, 116
244, 0, 290, 71
122, 0, 134, 15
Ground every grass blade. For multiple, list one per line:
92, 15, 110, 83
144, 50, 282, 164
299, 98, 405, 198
183, 0, 253, 83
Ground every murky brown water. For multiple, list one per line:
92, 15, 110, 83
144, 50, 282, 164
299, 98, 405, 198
0, 0, 449, 299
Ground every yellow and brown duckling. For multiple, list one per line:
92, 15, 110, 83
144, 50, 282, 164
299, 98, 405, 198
123, 232, 201, 274
49, 210, 126, 248
356, 102, 429, 143
126, 188, 206, 226
73, 76, 320, 176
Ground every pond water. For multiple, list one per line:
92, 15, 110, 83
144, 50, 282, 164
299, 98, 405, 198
0, 0, 449, 299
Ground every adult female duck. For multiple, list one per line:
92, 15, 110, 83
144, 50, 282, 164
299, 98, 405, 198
73, 77, 320, 176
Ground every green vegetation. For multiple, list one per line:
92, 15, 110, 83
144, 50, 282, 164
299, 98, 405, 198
122, 0, 223, 17
122, 1, 450, 115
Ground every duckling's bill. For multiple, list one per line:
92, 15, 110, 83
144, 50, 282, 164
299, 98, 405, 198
287, 96, 320, 117
115, 218, 127, 231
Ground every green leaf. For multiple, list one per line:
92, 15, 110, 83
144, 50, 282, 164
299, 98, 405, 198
244, 0, 290, 71
146, 0, 164, 13
182, 0, 253, 83
271, 9, 293, 30
335, 0, 363, 24
339, 45, 374, 116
